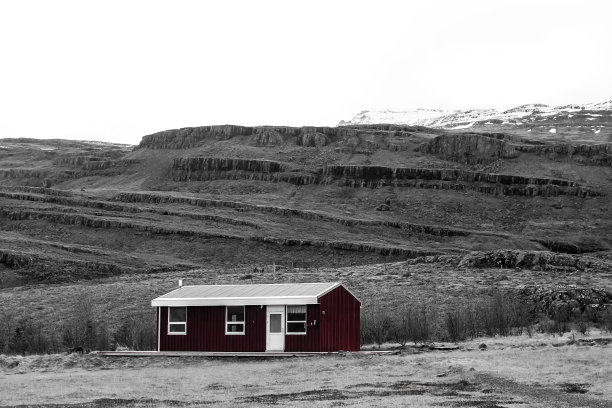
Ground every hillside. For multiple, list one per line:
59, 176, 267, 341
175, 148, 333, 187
0, 124, 611, 341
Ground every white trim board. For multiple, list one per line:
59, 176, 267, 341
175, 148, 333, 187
152, 296, 320, 307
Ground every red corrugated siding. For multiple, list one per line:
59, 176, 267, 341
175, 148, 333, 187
159, 305, 266, 351
156, 285, 360, 352
318, 286, 361, 351
284, 304, 321, 352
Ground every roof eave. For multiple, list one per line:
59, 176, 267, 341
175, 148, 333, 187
151, 296, 320, 307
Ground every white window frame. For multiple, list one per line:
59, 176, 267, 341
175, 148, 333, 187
168, 306, 187, 335
286, 305, 307, 335
225, 305, 245, 335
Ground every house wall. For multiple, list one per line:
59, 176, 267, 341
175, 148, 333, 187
318, 285, 361, 352
159, 305, 266, 352
284, 304, 321, 352
156, 285, 360, 352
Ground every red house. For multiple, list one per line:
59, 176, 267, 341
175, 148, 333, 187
151, 282, 361, 352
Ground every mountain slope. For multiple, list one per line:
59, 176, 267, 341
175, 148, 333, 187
1, 125, 611, 343
340, 100, 612, 143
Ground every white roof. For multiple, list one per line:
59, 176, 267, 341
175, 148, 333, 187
151, 282, 344, 307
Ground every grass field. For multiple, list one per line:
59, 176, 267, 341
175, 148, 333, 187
1, 332, 610, 407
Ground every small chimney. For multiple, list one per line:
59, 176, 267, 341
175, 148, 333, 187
178, 279, 183, 287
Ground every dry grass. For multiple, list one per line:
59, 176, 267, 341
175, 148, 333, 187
1, 334, 610, 407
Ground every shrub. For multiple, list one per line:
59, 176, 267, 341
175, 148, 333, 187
539, 318, 570, 336
5, 318, 58, 355
598, 309, 612, 332
444, 310, 468, 343
1, 292, 123, 355
410, 307, 434, 344
361, 306, 393, 348
0, 313, 15, 354
392, 306, 422, 346
474, 292, 533, 338
113, 316, 156, 351
60, 293, 109, 351
362, 304, 436, 347
96, 324, 111, 351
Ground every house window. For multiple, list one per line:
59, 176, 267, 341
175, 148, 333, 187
226, 306, 245, 335
168, 307, 187, 335
286, 305, 307, 334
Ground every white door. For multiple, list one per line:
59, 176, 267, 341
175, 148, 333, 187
266, 305, 285, 351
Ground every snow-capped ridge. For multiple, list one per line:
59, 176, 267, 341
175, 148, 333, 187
340, 100, 612, 131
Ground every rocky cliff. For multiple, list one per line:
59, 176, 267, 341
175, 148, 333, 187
169, 157, 317, 184
54, 156, 139, 170
521, 287, 612, 320
457, 250, 609, 271
418, 133, 519, 164
319, 165, 600, 197
138, 125, 254, 149
419, 133, 612, 166
166, 158, 601, 197
137, 124, 428, 150
515, 143, 612, 166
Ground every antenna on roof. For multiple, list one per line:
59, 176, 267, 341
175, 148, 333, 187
178, 279, 183, 287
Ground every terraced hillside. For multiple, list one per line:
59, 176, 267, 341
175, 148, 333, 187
0, 125, 611, 338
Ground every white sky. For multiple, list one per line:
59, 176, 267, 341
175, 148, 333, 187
1, 0, 611, 145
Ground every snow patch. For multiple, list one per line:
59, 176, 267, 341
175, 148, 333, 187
448, 122, 476, 130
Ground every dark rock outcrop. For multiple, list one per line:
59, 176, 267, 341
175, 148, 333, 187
172, 157, 289, 173
0, 191, 260, 228
0, 248, 131, 282
137, 124, 431, 150
297, 130, 329, 147
520, 287, 612, 319
169, 157, 318, 184
418, 133, 519, 164
457, 250, 610, 270
515, 143, 612, 166
251, 128, 286, 146
535, 239, 609, 254
53, 156, 139, 171
7, 186, 72, 196
139, 125, 255, 149
319, 165, 601, 197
